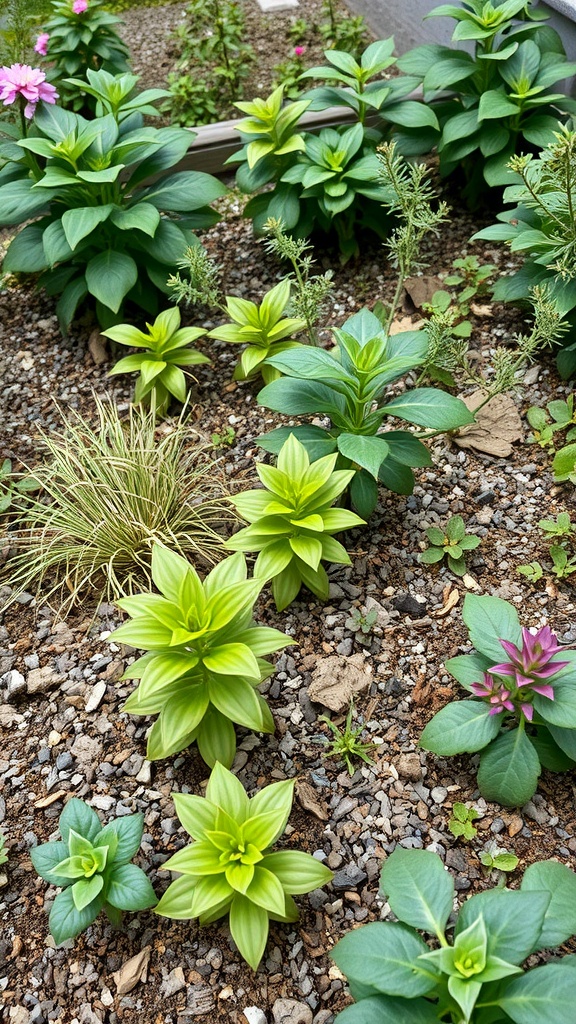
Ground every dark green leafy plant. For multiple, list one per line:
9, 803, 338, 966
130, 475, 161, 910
443, 255, 497, 316
229, 85, 310, 197
397, 0, 576, 193
226, 433, 365, 610
104, 306, 209, 414
155, 762, 333, 970
0, 82, 226, 330
257, 307, 474, 519
63, 68, 170, 123
30, 798, 156, 944
331, 846, 576, 1024
448, 802, 480, 840
345, 605, 378, 645
420, 594, 576, 806
420, 515, 481, 577
518, 512, 576, 582
320, 703, 377, 774
40, 0, 130, 109
527, 396, 576, 449
319, 0, 368, 57
114, 546, 293, 766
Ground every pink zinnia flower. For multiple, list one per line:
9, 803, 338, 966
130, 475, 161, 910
0, 63, 58, 118
34, 33, 50, 57
294, 46, 305, 57
72, 0, 88, 12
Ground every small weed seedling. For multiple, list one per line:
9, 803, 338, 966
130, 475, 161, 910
479, 841, 519, 877
443, 255, 496, 316
448, 802, 480, 841
345, 606, 378, 646
0, 832, 8, 866
420, 515, 481, 576
527, 396, 576, 449
211, 426, 236, 448
518, 513, 576, 581
320, 704, 377, 775
0, 459, 39, 514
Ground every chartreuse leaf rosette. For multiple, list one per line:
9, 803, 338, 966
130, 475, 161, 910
30, 798, 156, 945
331, 846, 576, 1024
226, 432, 365, 611
155, 763, 333, 970
112, 546, 293, 767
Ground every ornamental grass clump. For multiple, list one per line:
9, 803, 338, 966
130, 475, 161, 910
155, 762, 333, 970
31, 798, 156, 945
226, 433, 365, 610
104, 306, 210, 415
332, 846, 576, 1024
420, 594, 576, 806
114, 546, 293, 766
3, 397, 232, 613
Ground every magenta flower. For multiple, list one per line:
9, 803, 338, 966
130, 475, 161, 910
72, 0, 88, 12
0, 63, 58, 118
470, 673, 515, 715
294, 46, 305, 56
490, 625, 569, 698
34, 33, 50, 57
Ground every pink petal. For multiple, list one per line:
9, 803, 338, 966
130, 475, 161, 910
521, 703, 534, 721
530, 683, 555, 700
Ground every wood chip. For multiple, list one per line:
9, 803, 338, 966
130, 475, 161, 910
34, 790, 67, 809
88, 329, 108, 365
112, 946, 151, 995
433, 589, 460, 618
295, 781, 328, 821
404, 275, 443, 310
308, 653, 372, 711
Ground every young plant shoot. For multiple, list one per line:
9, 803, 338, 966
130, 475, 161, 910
155, 762, 333, 970
112, 546, 293, 767
30, 798, 156, 944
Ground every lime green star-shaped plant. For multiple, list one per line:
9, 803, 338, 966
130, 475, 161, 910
104, 306, 209, 415
155, 763, 333, 970
226, 433, 365, 610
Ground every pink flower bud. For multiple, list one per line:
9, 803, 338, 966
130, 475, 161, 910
34, 33, 50, 57
294, 46, 305, 56
72, 0, 88, 13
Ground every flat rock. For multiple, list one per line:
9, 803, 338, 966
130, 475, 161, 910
308, 654, 372, 711
85, 680, 107, 713
26, 665, 64, 694
70, 734, 103, 766
3, 669, 26, 701
112, 946, 151, 995
332, 864, 368, 890
160, 967, 186, 998
272, 999, 313, 1024
0, 704, 24, 726
396, 752, 422, 781
243, 1010, 267, 1024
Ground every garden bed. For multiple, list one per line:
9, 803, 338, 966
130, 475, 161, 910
1, 1, 576, 1023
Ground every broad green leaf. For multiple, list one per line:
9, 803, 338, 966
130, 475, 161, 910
380, 847, 454, 940
59, 798, 102, 845
446, 653, 499, 690
61, 205, 114, 250
106, 863, 157, 911
246, 866, 287, 915
462, 594, 522, 660
229, 893, 270, 970
208, 673, 271, 733
497, 959, 576, 1024
420, 700, 501, 755
334, 994, 440, 1024
533, 681, 576, 729
259, 850, 333, 894
477, 727, 541, 807
94, 813, 144, 865
197, 707, 237, 768
172, 793, 219, 841
337, 433, 390, 478
203, 642, 260, 680
30, 841, 73, 886
522, 861, 576, 949
49, 886, 104, 945
85, 250, 138, 313
455, 889, 550, 964
331, 921, 437, 997
381, 389, 474, 429
205, 762, 250, 821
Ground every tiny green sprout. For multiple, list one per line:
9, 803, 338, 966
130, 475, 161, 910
0, 459, 39, 515
550, 545, 576, 579
517, 560, 544, 582
0, 831, 8, 866
527, 397, 576, 449
448, 803, 480, 841
479, 841, 519, 877
320, 703, 378, 775
211, 426, 236, 448
539, 512, 575, 540
444, 255, 496, 317
345, 606, 378, 645
420, 515, 481, 577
